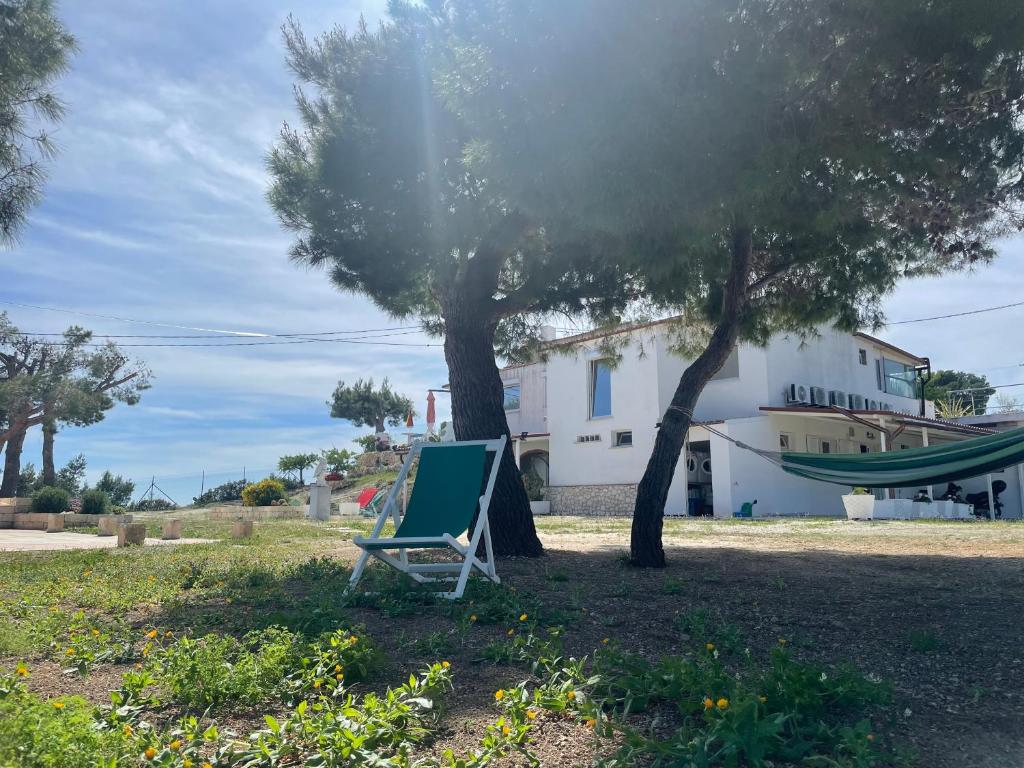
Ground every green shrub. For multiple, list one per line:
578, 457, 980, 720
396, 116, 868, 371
522, 472, 544, 501
149, 627, 298, 710
78, 489, 110, 515
241, 477, 287, 507
30, 486, 69, 514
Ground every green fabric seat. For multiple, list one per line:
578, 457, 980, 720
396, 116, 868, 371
359, 443, 486, 549
779, 426, 1024, 487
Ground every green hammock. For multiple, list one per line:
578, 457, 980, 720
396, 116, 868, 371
776, 426, 1024, 488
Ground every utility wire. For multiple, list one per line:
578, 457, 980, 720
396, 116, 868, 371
888, 299, 1024, 325
10, 325, 422, 339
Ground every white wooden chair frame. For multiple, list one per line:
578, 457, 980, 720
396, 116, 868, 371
348, 436, 506, 600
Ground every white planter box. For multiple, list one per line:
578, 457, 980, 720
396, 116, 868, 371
843, 494, 875, 520
529, 500, 551, 516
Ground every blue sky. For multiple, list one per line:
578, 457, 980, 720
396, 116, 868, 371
3, 2, 1023, 504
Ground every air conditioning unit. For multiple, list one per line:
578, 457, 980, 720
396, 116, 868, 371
786, 383, 811, 404
829, 390, 848, 409
685, 453, 700, 482
848, 394, 866, 410
810, 386, 829, 406
700, 457, 713, 479
867, 399, 879, 410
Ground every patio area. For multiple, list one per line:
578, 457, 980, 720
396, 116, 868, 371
0, 529, 216, 552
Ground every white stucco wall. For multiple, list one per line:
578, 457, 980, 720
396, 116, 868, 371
500, 363, 547, 435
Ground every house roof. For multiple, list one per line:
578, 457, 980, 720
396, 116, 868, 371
852, 332, 927, 365
759, 406, 992, 436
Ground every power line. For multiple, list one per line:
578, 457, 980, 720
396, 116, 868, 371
29, 334, 440, 348
888, 299, 1024, 325
10, 325, 422, 339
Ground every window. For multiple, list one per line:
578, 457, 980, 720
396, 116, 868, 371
589, 359, 612, 418
613, 430, 633, 448
710, 347, 740, 380
779, 433, 792, 450
502, 382, 521, 412
881, 358, 917, 399
858, 348, 868, 365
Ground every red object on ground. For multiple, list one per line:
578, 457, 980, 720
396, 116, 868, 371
356, 487, 378, 508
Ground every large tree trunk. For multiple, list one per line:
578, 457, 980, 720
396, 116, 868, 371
42, 421, 56, 486
443, 305, 543, 557
630, 226, 754, 567
0, 427, 27, 498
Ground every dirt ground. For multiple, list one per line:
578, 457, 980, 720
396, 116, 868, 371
9, 517, 1024, 767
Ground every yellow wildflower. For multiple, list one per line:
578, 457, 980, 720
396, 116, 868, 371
91, 628, 100, 637
526, 709, 537, 720
65, 648, 75, 656
601, 638, 609, 645
165, 630, 173, 638
134, 663, 143, 670
469, 614, 478, 622
15, 663, 28, 677
83, 570, 92, 577
334, 664, 342, 673
567, 691, 576, 701
705, 642, 715, 651
184, 761, 193, 768
441, 661, 451, 669
313, 679, 322, 689
494, 689, 505, 701
123, 724, 133, 736
507, 628, 515, 636
703, 697, 714, 710
777, 637, 787, 646
51, 700, 65, 710
519, 613, 528, 622
144, 747, 156, 760
335, 673, 343, 681
716, 698, 729, 711
203, 764, 213, 768
169, 739, 182, 750
145, 629, 158, 639
148, 575, 155, 582
585, 718, 596, 729
501, 725, 511, 736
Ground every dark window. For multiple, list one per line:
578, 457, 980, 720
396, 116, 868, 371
589, 360, 612, 418
858, 349, 867, 365
614, 430, 633, 447
502, 383, 521, 411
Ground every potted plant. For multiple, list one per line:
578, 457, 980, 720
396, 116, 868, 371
522, 472, 550, 516
842, 487, 875, 520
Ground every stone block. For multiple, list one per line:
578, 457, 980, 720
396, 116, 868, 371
117, 523, 147, 547
45, 513, 65, 533
232, 520, 254, 539
97, 516, 121, 536
161, 518, 182, 540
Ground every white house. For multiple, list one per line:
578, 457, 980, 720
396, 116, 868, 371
500, 319, 1021, 519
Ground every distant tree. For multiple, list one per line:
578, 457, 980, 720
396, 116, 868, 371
133, 498, 176, 512
0, 314, 150, 496
447, 0, 1024, 566
353, 434, 378, 455
268, 11, 637, 556
53, 453, 85, 496
924, 370, 996, 415
16, 461, 38, 496
0, 0, 76, 245
322, 447, 355, 475
328, 379, 413, 435
277, 453, 319, 485
94, 471, 135, 508
191, 479, 246, 507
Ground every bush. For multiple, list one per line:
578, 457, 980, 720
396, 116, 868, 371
241, 478, 287, 507
30, 486, 70, 514
132, 498, 176, 512
522, 472, 545, 502
79, 489, 111, 515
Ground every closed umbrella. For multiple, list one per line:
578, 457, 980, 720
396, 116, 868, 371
426, 391, 436, 434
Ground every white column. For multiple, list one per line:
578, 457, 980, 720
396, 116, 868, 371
683, 432, 690, 517
1017, 464, 1024, 521
514, 437, 522, 467
879, 420, 892, 500
921, 428, 932, 500
986, 474, 996, 521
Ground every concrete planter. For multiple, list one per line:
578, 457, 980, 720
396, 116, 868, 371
208, 506, 305, 521
10, 512, 65, 532
68, 513, 132, 529
842, 494, 875, 520
97, 516, 122, 536
161, 519, 182, 540
232, 520, 254, 539
117, 523, 147, 547
337, 502, 360, 516
529, 500, 551, 516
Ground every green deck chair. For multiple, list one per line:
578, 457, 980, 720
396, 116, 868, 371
348, 436, 505, 599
